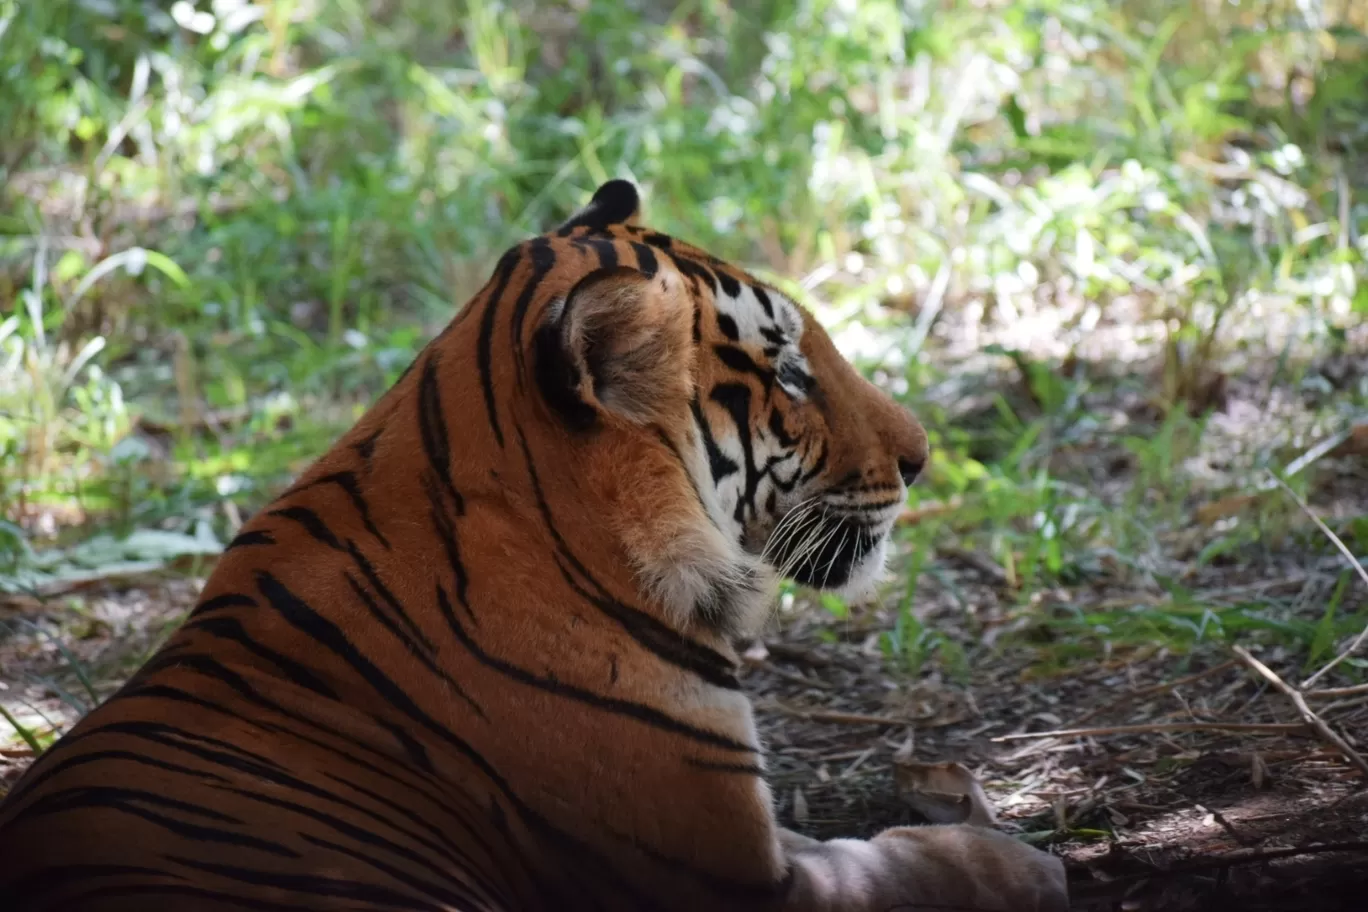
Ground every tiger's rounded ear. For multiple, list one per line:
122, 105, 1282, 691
557, 180, 641, 233
539, 266, 693, 427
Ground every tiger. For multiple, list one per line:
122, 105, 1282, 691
0, 180, 1068, 911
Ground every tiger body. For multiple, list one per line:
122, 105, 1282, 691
0, 182, 1067, 911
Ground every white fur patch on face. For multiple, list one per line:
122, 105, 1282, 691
711, 284, 801, 345
832, 531, 890, 603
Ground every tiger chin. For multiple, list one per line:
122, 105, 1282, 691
0, 180, 1068, 912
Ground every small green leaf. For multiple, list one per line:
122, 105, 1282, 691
819, 593, 848, 619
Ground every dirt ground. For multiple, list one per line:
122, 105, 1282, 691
747, 607, 1368, 911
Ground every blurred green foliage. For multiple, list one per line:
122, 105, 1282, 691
2, 1, 1367, 664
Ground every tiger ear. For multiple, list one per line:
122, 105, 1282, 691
557, 180, 641, 233
541, 266, 694, 427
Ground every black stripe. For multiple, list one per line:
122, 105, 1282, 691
418, 354, 465, 511
716, 270, 742, 298
266, 505, 344, 551
581, 236, 619, 270
181, 615, 338, 699
715, 344, 775, 388
86, 703, 488, 896
768, 408, 799, 447
345, 542, 444, 654
163, 855, 450, 911
300, 832, 493, 911
424, 470, 474, 619
651, 426, 712, 527
0, 715, 284, 811
301, 471, 390, 549
352, 426, 382, 464
81, 708, 480, 851
373, 717, 434, 772
517, 424, 741, 689
715, 313, 740, 341
711, 383, 761, 522
477, 245, 524, 449
24, 786, 299, 857
799, 441, 828, 484
2, 748, 232, 798
753, 285, 775, 317
630, 242, 658, 278
225, 529, 274, 550
341, 571, 484, 721
671, 254, 717, 294
691, 397, 739, 482
509, 237, 558, 387
318, 768, 517, 907
437, 584, 754, 752
184, 592, 255, 621
21, 694, 470, 846
249, 573, 663, 909
551, 558, 739, 691
211, 781, 489, 909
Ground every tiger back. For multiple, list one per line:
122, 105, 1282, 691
0, 181, 1068, 912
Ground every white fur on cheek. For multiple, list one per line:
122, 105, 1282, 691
833, 532, 893, 604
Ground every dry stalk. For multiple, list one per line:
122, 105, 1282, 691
1232, 645, 1368, 778
1306, 683, 1368, 700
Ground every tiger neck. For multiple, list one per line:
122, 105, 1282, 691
411, 315, 776, 644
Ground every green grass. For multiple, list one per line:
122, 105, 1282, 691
2, 0, 1368, 743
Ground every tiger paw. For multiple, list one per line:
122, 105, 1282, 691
784, 823, 1068, 912
869, 824, 1068, 912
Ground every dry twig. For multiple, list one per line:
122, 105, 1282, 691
1265, 472, 1368, 688
1231, 645, 1368, 779
1306, 683, 1368, 700
992, 721, 1310, 742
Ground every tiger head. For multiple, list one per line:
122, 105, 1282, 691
533, 181, 929, 639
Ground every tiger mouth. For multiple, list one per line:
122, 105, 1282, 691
760, 504, 894, 590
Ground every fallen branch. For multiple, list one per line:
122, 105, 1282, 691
992, 721, 1309, 742
1265, 471, 1368, 689
1231, 645, 1368, 779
